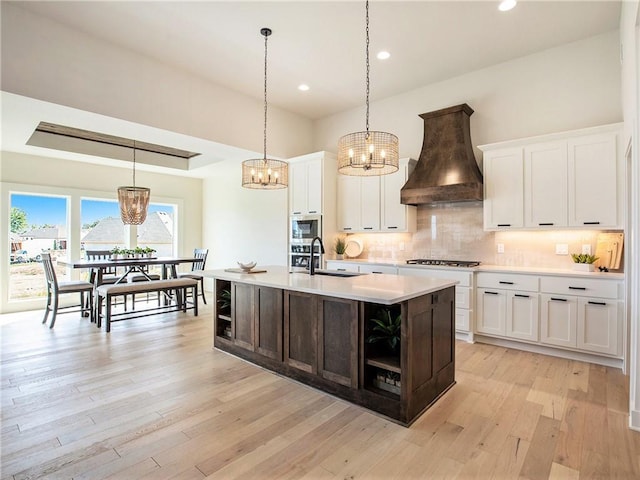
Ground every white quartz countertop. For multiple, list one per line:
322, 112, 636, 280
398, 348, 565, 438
327, 259, 624, 279
203, 266, 457, 305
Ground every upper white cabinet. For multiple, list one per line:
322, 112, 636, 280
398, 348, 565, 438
290, 156, 325, 215
480, 124, 623, 230
337, 158, 416, 233
483, 148, 524, 229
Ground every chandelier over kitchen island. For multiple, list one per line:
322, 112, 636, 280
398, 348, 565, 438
242, 27, 288, 189
337, 0, 398, 176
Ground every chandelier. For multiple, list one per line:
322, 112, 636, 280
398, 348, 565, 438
117, 140, 150, 224
242, 28, 288, 189
338, 1, 398, 176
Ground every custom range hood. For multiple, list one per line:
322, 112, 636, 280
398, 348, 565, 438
401, 104, 483, 205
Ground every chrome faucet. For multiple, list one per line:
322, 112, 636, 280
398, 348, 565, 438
309, 236, 325, 275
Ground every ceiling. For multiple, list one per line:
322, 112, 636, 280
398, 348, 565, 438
12, 0, 621, 120
1, 1, 621, 177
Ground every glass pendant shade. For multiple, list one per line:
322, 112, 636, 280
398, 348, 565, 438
338, 130, 399, 176
242, 158, 288, 189
117, 186, 150, 225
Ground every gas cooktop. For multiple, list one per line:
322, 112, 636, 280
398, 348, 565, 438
406, 259, 481, 268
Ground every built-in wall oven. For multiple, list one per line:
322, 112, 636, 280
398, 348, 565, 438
290, 215, 322, 271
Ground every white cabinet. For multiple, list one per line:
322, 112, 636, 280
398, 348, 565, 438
358, 264, 397, 274
290, 157, 323, 215
337, 158, 416, 233
480, 124, 622, 230
524, 142, 567, 227
568, 133, 618, 227
539, 276, 621, 356
483, 148, 524, 229
476, 273, 538, 342
325, 261, 360, 273
381, 160, 417, 232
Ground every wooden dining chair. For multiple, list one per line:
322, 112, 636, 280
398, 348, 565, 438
85, 249, 121, 286
41, 253, 94, 328
177, 248, 208, 304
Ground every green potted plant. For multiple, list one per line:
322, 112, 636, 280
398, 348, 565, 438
571, 253, 599, 272
110, 246, 123, 260
142, 246, 156, 257
366, 308, 401, 355
334, 236, 347, 260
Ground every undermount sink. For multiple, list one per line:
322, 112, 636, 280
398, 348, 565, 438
312, 270, 368, 278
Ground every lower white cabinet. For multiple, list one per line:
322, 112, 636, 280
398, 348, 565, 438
540, 294, 578, 348
577, 297, 619, 355
358, 264, 398, 274
476, 273, 539, 342
325, 260, 360, 273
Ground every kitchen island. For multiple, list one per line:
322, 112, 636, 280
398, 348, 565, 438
206, 266, 457, 425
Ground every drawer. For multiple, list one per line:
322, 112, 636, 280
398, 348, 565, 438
397, 267, 473, 287
476, 272, 538, 292
326, 262, 360, 273
456, 286, 473, 309
359, 264, 398, 275
540, 276, 620, 299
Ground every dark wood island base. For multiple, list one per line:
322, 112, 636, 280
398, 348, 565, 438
213, 277, 456, 426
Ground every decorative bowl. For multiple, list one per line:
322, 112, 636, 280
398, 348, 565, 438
237, 261, 257, 272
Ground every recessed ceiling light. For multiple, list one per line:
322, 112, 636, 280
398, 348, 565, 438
377, 51, 391, 60
498, 0, 517, 12
298, 84, 310, 91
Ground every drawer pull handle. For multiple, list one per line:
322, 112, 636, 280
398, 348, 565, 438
551, 297, 567, 302
538, 222, 554, 226
583, 221, 601, 225
568, 286, 586, 291
372, 271, 383, 274
363, 227, 373, 230
515, 294, 530, 298
337, 269, 346, 271
485, 291, 499, 295
588, 301, 607, 306
308, 210, 317, 214
499, 281, 514, 285
343, 227, 352, 231
497, 224, 511, 227
387, 226, 398, 229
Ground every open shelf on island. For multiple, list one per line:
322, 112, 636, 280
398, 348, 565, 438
217, 313, 231, 322
365, 356, 401, 374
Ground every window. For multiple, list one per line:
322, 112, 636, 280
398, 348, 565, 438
9, 193, 69, 300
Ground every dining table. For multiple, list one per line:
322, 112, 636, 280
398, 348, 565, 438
59, 256, 204, 285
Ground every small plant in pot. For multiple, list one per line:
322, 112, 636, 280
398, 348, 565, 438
571, 253, 599, 272
142, 246, 156, 257
217, 288, 232, 313
367, 308, 401, 355
110, 246, 123, 260
334, 236, 347, 260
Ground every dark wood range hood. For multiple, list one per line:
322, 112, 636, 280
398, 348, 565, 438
401, 103, 483, 205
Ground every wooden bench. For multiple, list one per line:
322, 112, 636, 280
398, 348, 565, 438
96, 278, 199, 332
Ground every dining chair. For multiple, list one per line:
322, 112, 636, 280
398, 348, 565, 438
41, 253, 94, 328
177, 248, 208, 304
85, 249, 121, 285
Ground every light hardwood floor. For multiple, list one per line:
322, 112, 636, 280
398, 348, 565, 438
1, 303, 639, 479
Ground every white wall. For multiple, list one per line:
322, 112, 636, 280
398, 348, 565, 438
620, 0, 640, 431
0, 152, 203, 313
202, 159, 288, 271
0, 2, 314, 160
313, 32, 622, 162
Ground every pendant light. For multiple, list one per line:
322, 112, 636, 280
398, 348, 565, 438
337, 0, 398, 176
118, 140, 150, 224
242, 28, 288, 189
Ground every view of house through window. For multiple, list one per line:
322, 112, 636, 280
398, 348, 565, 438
9, 193, 69, 300
9, 193, 176, 302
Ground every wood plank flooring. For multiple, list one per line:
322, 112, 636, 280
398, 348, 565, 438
1, 304, 639, 479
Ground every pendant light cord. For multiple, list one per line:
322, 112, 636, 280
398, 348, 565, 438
132, 140, 136, 188
365, 0, 370, 136
263, 30, 269, 162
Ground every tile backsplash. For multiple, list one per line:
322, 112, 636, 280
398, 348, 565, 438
342, 202, 623, 271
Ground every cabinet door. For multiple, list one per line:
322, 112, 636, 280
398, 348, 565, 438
306, 159, 323, 215
232, 283, 255, 350
524, 142, 567, 227
577, 297, 619, 355
381, 162, 408, 231
476, 289, 506, 336
337, 175, 361, 232
568, 133, 618, 227
284, 291, 318, 374
483, 148, 524, 229
360, 176, 380, 231
540, 294, 577, 348
254, 286, 283, 361
506, 292, 539, 342
290, 162, 308, 215
317, 296, 358, 387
